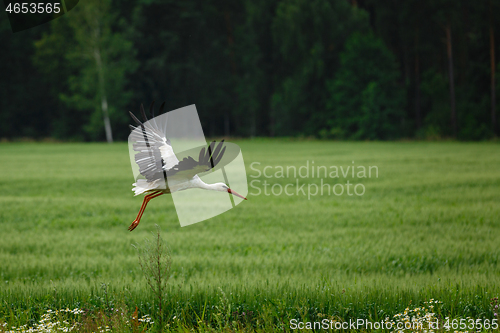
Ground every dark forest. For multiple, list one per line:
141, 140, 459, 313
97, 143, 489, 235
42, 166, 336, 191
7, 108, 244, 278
1, 0, 499, 141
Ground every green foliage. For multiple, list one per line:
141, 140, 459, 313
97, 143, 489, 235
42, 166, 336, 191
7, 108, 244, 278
418, 69, 451, 139
326, 33, 405, 139
33, 0, 137, 141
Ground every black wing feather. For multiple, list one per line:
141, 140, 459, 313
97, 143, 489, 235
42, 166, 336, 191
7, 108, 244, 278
140, 103, 149, 123
129, 111, 143, 126
167, 140, 227, 179
212, 146, 226, 166
198, 147, 205, 163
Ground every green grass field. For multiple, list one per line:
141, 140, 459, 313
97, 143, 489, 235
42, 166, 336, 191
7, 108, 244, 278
1, 140, 499, 332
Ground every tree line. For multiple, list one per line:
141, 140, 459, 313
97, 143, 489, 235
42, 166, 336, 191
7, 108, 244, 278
0, 0, 498, 141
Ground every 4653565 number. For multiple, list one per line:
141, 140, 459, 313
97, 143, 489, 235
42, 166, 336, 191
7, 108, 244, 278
5, 2, 61, 14
444, 318, 498, 330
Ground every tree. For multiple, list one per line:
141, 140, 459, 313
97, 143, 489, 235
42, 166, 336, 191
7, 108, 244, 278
231, 0, 278, 137
0, 17, 55, 139
490, 0, 497, 136
326, 33, 405, 139
445, 22, 457, 137
35, 0, 137, 141
270, 0, 370, 136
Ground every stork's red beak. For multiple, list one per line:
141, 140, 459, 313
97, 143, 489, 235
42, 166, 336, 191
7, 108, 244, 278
228, 188, 247, 200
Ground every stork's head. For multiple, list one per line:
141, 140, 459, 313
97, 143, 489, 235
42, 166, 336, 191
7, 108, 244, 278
216, 183, 247, 200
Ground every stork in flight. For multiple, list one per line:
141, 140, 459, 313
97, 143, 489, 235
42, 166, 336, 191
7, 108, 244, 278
128, 102, 247, 231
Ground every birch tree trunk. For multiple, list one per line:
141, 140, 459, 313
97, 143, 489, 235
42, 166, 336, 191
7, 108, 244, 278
94, 45, 113, 143
224, 10, 236, 138
415, 27, 421, 129
445, 23, 457, 137
490, 0, 497, 136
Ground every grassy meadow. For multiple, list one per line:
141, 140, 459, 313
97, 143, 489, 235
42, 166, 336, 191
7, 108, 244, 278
0, 140, 499, 332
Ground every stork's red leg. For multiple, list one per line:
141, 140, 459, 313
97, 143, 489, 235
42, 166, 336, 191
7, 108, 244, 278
128, 191, 164, 231
134, 192, 163, 226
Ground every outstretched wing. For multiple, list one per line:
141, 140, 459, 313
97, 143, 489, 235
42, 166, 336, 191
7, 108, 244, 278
166, 140, 227, 180
129, 102, 179, 182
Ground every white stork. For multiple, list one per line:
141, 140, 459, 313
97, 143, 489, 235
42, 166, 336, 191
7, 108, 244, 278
128, 102, 246, 231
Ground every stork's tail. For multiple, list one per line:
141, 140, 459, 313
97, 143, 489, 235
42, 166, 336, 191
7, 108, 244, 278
132, 179, 162, 196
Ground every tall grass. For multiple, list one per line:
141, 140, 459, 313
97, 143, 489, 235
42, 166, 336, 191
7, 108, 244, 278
0, 141, 499, 331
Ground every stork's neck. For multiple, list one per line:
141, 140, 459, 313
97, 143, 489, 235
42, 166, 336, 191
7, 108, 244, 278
192, 177, 220, 191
